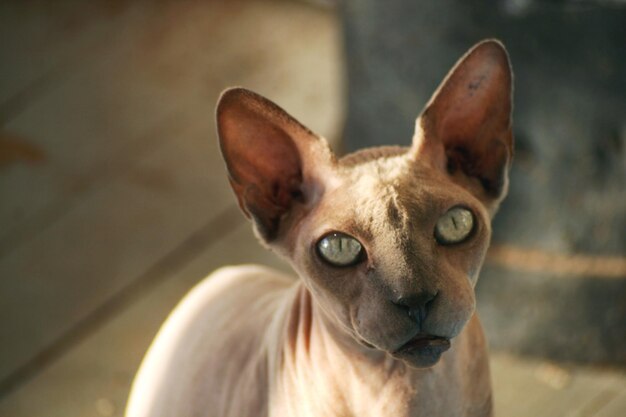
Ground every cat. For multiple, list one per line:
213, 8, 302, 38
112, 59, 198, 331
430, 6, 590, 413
126, 39, 513, 417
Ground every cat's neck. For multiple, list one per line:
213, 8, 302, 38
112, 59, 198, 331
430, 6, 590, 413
282, 283, 387, 364
274, 283, 422, 415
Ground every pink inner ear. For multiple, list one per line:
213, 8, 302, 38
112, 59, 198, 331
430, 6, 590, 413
217, 90, 306, 240
226, 118, 302, 203
436, 53, 511, 145
421, 41, 513, 198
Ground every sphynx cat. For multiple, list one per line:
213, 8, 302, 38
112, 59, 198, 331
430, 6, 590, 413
126, 39, 514, 417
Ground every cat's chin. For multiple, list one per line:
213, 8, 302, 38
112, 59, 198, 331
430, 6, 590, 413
391, 335, 451, 368
394, 349, 446, 368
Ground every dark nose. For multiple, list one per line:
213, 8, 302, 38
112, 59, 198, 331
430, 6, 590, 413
393, 291, 437, 325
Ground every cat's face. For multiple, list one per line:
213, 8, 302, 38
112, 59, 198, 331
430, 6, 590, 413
216, 40, 513, 367
288, 153, 492, 367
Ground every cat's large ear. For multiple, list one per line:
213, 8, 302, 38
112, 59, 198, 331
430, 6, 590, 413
216, 88, 335, 241
413, 40, 513, 205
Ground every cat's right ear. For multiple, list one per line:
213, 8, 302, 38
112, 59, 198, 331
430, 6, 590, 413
216, 88, 335, 241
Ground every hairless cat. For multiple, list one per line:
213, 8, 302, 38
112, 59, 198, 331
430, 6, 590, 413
126, 39, 513, 417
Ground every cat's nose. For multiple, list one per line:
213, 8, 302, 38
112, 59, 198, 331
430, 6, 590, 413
393, 291, 437, 325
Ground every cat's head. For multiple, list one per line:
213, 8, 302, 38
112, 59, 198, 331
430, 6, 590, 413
216, 40, 513, 368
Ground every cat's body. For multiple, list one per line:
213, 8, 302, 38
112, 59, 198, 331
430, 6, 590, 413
126, 40, 513, 417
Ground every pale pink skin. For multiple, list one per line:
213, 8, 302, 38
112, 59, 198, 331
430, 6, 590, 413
126, 39, 513, 417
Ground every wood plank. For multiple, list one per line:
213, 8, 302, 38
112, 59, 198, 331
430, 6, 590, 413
531, 367, 623, 417
0, 0, 97, 105
0, 0, 343, 255
0, 116, 234, 383
593, 385, 626, 417
0, 220, 290, 416
0, 1, 150, 110
491, 353, 626, 417
1, 2, 153, 253
0, 7, 198, 252
490, 353, 549, 417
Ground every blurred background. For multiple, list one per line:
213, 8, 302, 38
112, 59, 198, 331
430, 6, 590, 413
0, 1, 624, 416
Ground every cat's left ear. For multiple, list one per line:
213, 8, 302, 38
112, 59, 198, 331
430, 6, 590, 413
216, 88, 335, 241
412, 39, 514, 206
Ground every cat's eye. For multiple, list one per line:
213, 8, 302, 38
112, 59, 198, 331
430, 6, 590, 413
435, 206, 475, 245
317, 232, 364, 267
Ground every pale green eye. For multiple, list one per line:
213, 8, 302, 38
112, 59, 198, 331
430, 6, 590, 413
317, 232, 363, 267
435, 207, 475, 245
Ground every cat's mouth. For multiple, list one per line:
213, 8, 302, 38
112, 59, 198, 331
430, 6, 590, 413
393, 334, 451, 356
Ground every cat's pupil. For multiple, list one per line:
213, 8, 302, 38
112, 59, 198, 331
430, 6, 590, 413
317, 233, 363, 267
435, 207, 474, 245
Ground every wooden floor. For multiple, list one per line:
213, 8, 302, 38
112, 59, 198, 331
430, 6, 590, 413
0, 1, 624, 416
